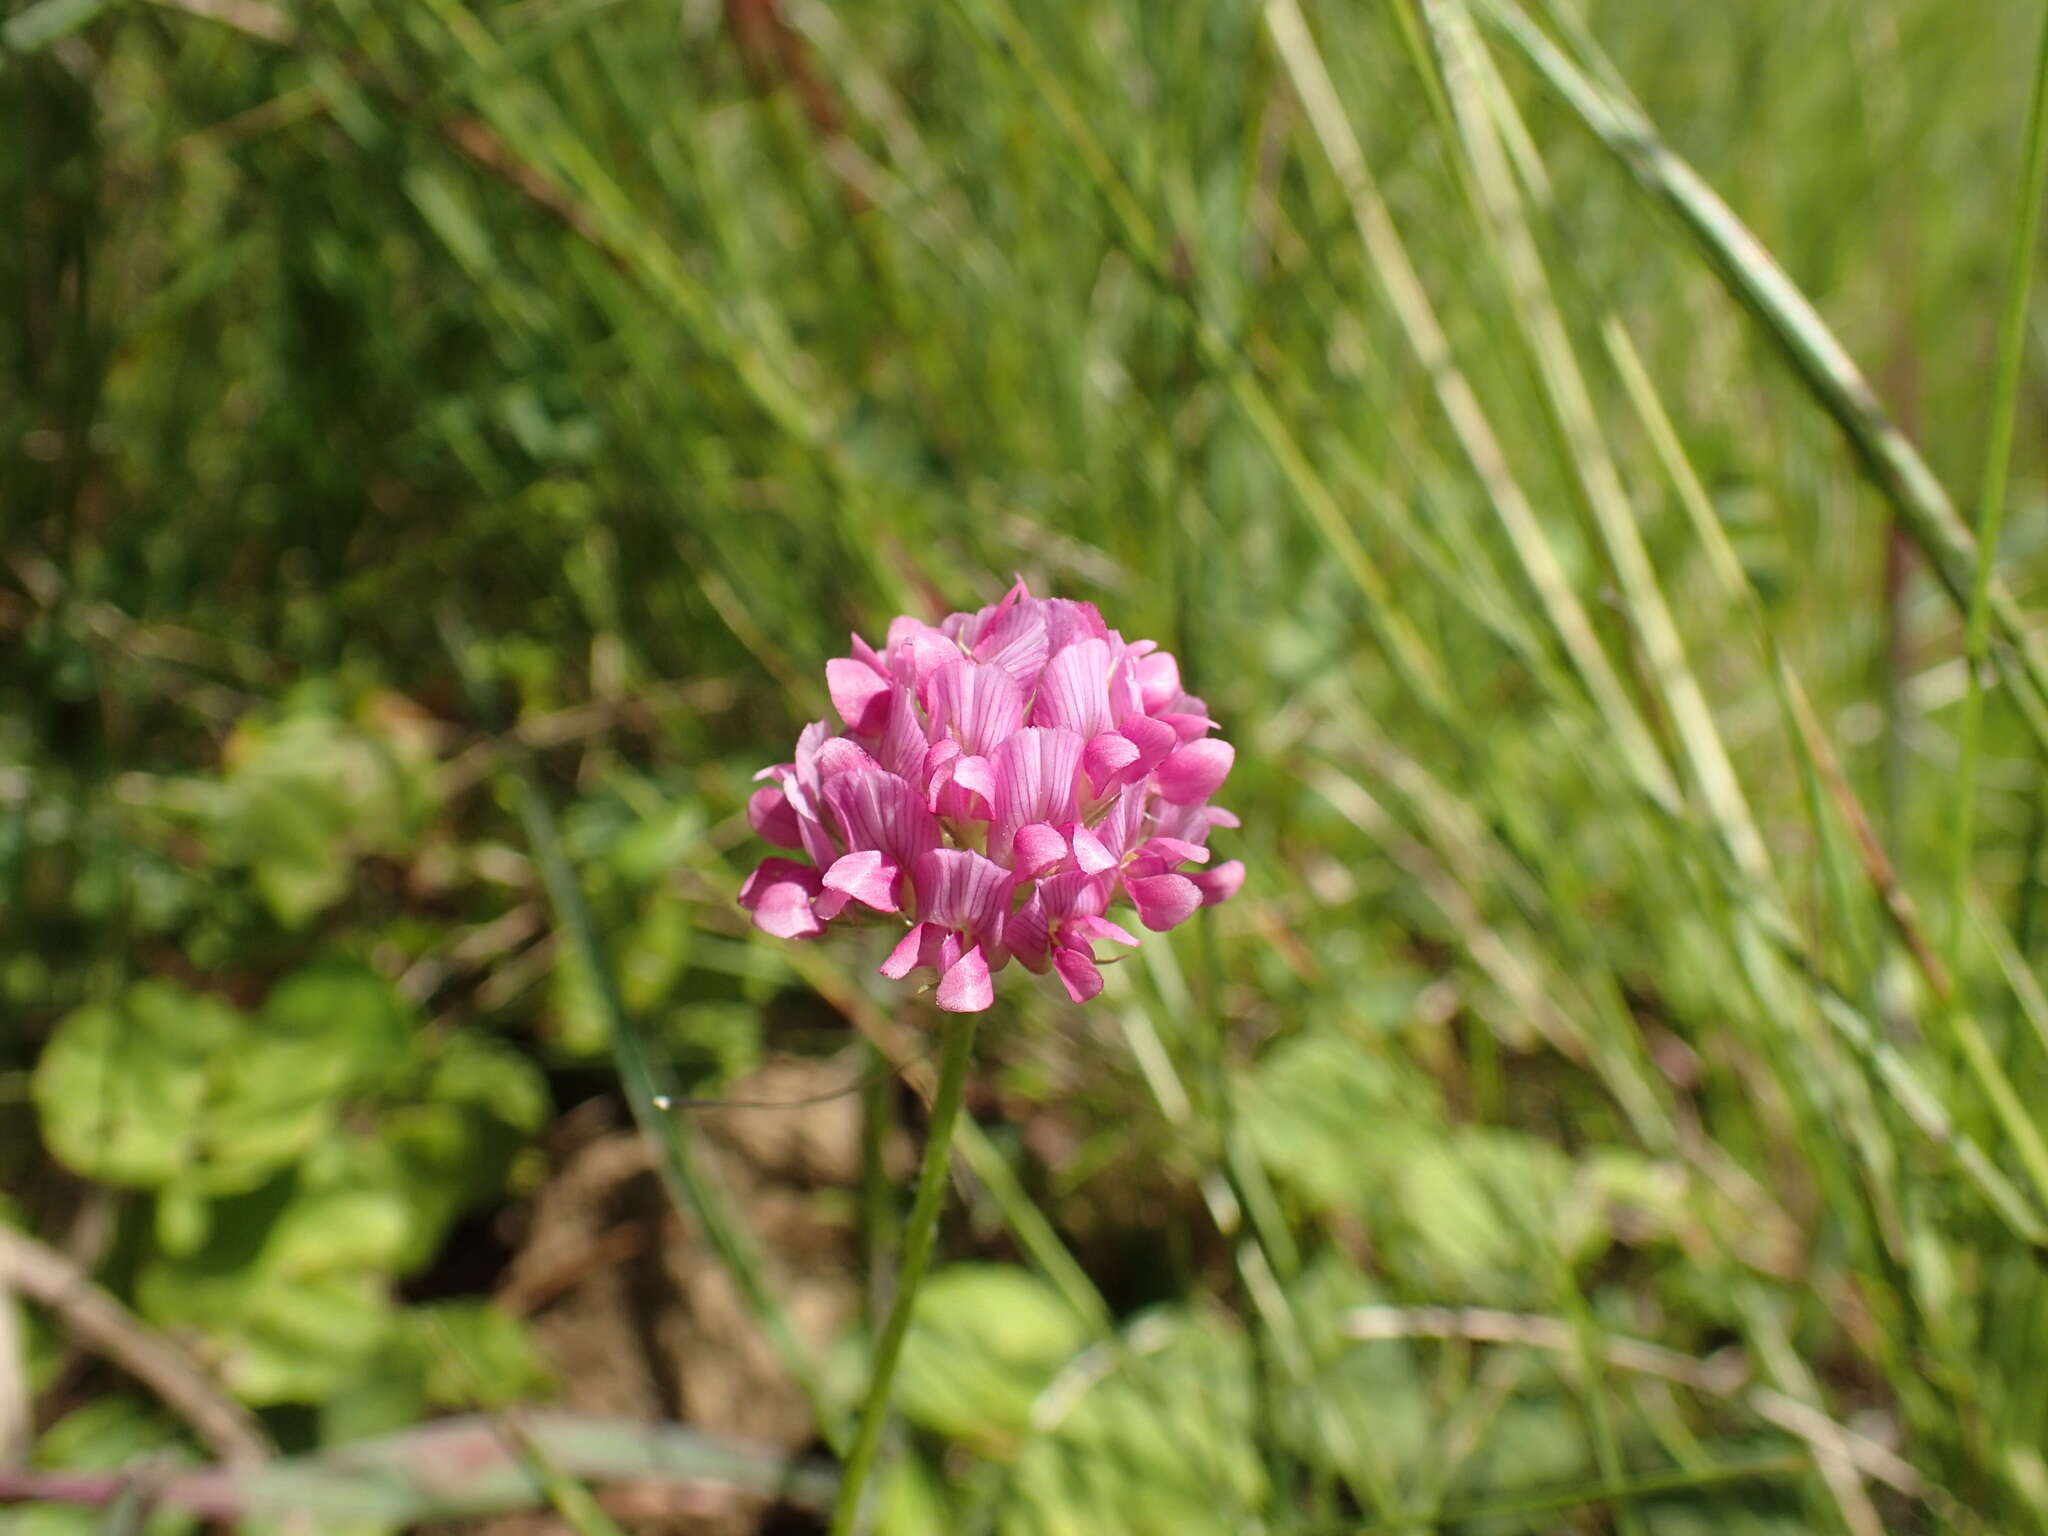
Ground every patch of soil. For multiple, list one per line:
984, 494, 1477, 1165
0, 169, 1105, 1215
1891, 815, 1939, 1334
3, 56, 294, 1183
475, 1057, 886, 1535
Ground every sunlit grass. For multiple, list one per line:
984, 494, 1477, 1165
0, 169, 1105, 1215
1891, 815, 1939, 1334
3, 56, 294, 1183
8, 0, 2048, 1529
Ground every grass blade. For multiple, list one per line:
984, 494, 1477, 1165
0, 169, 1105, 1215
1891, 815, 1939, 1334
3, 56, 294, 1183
1951, 2, 2048, 953
1478, 0, 2048, 753
511, 772, 846, 1449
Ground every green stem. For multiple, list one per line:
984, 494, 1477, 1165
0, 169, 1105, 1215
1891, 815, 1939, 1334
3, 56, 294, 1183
1951, 1, 2048, 960
829, 1008, 979, 1536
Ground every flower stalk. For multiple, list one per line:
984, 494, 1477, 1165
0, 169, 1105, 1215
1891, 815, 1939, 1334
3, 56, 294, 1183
828, 1007, 980, 1535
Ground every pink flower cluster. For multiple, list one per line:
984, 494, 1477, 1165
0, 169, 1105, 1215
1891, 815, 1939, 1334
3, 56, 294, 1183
740, 582, 1243, 1012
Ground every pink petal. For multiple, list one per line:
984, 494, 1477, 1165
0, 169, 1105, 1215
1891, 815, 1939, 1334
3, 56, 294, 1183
950, 754, 997, 809
929, 749, 996, 823
825, 770, 942, 868
826, 657, 892, 734
1031, 638, 1114, 737
992, 727, 1084, 831
1158, 710, 1216, 742
972, 594, 1050, 685
737, 858, 825, 939
876, 686, 929, 781
746, 786, 804, 849
936, 944, 995, 1013
1155, 739, 1235, 805
884, 620, 959, 689
1005, 890, 1052, 971
785, 725, 845, 868
912, 848, 1015, 937
1069, 913, 1140, 948
739, 857, 812, 909
1069, 824, 1116, 875
1040, 599, 1108, 650
1128, 872, 1202, 932
1117, 714, 1178, 777
1106, 648, 1143, 723
1153, 800, 1237, 841
1142, 836, 1210, 867
1189, 860, 1245, 907
1136, 651, 1182, 713
1036, 868, 1109, 922
1010, 822, 1068, 880
921, 739, 963, 809
1089, 782, 1148, 862
814, 737, 881, 780
822, 850, 902, 912
1052, 945, 1103, 1004
1083, 730, 1140, 795
926, 657, 1028, 756
881, 923, 930, 979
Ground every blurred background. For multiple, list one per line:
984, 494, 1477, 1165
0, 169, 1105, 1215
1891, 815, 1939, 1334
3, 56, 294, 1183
7, 0, 2048, 1530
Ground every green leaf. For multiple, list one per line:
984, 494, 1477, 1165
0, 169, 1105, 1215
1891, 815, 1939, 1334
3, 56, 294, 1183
894, 1265, 1089, 1455
1005, 1305, 1266, 1536
32, 982, 244, 1189
138, 1256, 395, 1406
154, 1181, 212, 1257
240, 779, 355, 928
402, 1300, 553, 1409
424, 1027, 550, 1136
215, 713, 433, 928
260, 961, 413, 1088
17, 1395, 196, 1536
1393, 1130, 1574, 1300
1239, 1030, 1438, 1212
32, 971, 418, 1196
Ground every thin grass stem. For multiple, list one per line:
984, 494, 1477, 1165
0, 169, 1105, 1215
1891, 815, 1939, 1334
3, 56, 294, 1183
1950, 3, 2048, 958
1480, 0, 2048, 753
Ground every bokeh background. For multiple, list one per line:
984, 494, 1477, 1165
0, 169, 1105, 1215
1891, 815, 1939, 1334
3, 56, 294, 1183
8, 0, 2048, 1530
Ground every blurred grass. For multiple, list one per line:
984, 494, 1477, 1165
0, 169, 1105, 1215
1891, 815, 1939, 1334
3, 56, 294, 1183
9, 0, 2048, 1530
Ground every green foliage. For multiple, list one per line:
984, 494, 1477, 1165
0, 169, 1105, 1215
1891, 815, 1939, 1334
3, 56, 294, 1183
213, 712, 438, 929
34, 967, 412, 1196
27, 962, 547, 1413
9, 0, 2048, 1528
893, 1265, 1088, 1455
10, 1397, 197, 1536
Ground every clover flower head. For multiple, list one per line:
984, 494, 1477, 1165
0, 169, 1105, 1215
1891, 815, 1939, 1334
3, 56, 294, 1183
739, 581, 1243, 1012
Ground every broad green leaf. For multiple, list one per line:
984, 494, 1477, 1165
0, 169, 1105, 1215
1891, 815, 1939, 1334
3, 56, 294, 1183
240, 779, 355, 929
1393, 1130, 1574, 1300
894, 1264, 1088, 1455
875, 1453, 953, 1536
1005, 1306, 1265, 1536
33, 970, 415, 1195
260, 961, 413, 1089
423, 1027, 550, 1136
1239, 1030, 1438, 1212
216, 713, 433, 927
32, 982, 244, 1189
139, 1256, 395, 1406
